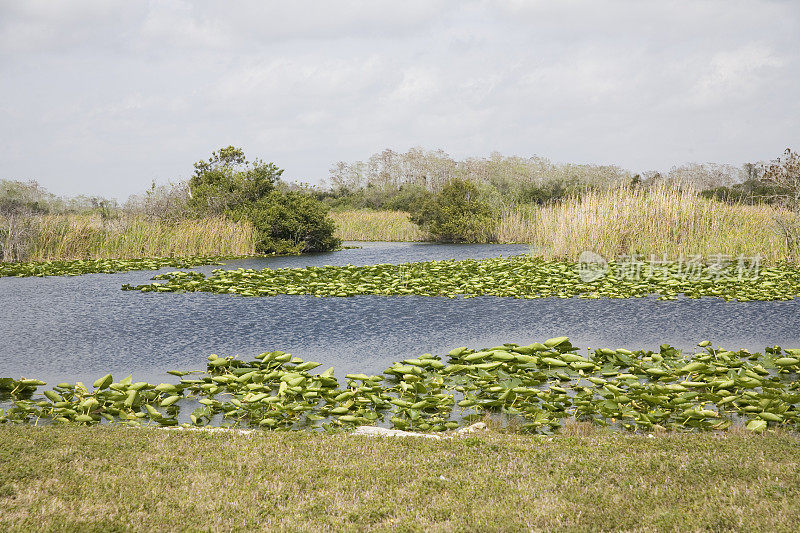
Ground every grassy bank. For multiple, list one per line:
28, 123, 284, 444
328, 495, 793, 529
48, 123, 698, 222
332, 186, 792, 263
5, 214, 255, 261
1, 426, 799, 532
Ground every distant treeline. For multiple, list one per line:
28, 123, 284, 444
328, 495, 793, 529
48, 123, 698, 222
315, 148, 785, 210
3, 147, 797, 260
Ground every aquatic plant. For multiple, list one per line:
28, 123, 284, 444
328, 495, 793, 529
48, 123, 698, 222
0, 257, 225, 278
2, 339, 800, 434
121, 255, 800, 301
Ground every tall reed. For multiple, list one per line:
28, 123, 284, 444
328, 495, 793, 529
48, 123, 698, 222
23, 214, 254, 260
330, 209, 426, 242
502, 184, 789, 262
333, 187, 791, 263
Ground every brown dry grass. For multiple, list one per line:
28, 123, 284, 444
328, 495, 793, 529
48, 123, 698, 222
334, 186, 792, 263
503, 185, 789, 262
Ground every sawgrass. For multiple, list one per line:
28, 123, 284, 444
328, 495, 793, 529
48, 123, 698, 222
333, 186, 792, 262
330, 209, 425, 242
506, 185, 789, 263
0, 426, 798, 532
22, 214, 255, 260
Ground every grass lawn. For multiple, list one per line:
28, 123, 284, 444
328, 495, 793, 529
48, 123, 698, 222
1, 426, 799, 532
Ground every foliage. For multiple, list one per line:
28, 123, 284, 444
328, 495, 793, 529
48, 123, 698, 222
188, 146, 283, 215
0, 257, 222, 278
188, 146, 339, 253
242, 191, 340, 254
700, 179, 787, 204
4, 338, 800, 436
515, 178, 589, 205
122, 254, 795, 301
0, 180, 53, 261
124, 181, 190, 221
410, 179, 498, 243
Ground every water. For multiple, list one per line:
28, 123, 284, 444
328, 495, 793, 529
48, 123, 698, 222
1, 241, 799, 386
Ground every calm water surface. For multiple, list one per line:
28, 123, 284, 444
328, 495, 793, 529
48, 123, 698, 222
1, 242, 799, 385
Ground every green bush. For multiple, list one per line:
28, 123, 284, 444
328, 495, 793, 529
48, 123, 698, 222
189, 147, 340, 254
243, 191, 340, 254
188, 146, 282, 215
410, 179, 498, 243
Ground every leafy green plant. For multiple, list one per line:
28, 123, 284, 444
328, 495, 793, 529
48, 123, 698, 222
188, 146, 340, 253
122, 255, 799, 301
410, 179, 498, 243
243, 191, 340, 254
4, 338, 800, 434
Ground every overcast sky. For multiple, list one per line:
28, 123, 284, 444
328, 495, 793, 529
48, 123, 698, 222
1, 1, 798, 200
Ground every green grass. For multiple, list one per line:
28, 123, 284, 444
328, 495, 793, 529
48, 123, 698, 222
1, 426, 799, 531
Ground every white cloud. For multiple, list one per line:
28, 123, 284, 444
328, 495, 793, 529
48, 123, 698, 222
0, 0, 798, 198
692, 44, 785, 106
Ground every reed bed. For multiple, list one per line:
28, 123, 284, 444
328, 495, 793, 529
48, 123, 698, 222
22, 215, 254, 260
330, 209, 425, 242
334, 187, 791, 263
509, 185, 789, 262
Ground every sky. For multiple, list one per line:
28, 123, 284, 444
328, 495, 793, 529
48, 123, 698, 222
1, 0, 798, 200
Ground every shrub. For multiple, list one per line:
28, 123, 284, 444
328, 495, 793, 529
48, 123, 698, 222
188, 146, 282, 215
410, 179, 498, 243
243, 191, 340, 254
188, 147, 340, 254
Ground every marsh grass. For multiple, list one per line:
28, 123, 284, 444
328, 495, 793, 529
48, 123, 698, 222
334, 187, 793, 262
330, 209, 426, 242
21, 214, 255, 260
1, 426, 799, 532
510, 184, 790, 262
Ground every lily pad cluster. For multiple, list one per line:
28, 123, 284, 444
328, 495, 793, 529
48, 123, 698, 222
0, 257, 223, 278
121, 256, 800, 301
2, 339, 800, 434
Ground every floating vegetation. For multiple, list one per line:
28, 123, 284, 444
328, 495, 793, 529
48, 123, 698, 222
3, 339, 800, 434
0, 257, 224, 278
122, 256, 800, 301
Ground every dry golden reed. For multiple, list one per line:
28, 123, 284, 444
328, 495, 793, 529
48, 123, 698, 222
25, 214, 254, 260
333, 186, 791, 263
507, 184, 789, 263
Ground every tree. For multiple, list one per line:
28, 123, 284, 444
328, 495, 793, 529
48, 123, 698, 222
188, 146, 283, 215
189, 146, 340, 254
410, 179, 498, 243
0, 180, 52, 261
761, 148, 800, 259
245, 191, 339, 254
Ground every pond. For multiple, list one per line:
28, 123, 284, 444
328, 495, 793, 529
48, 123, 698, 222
1, 241, 799, 386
